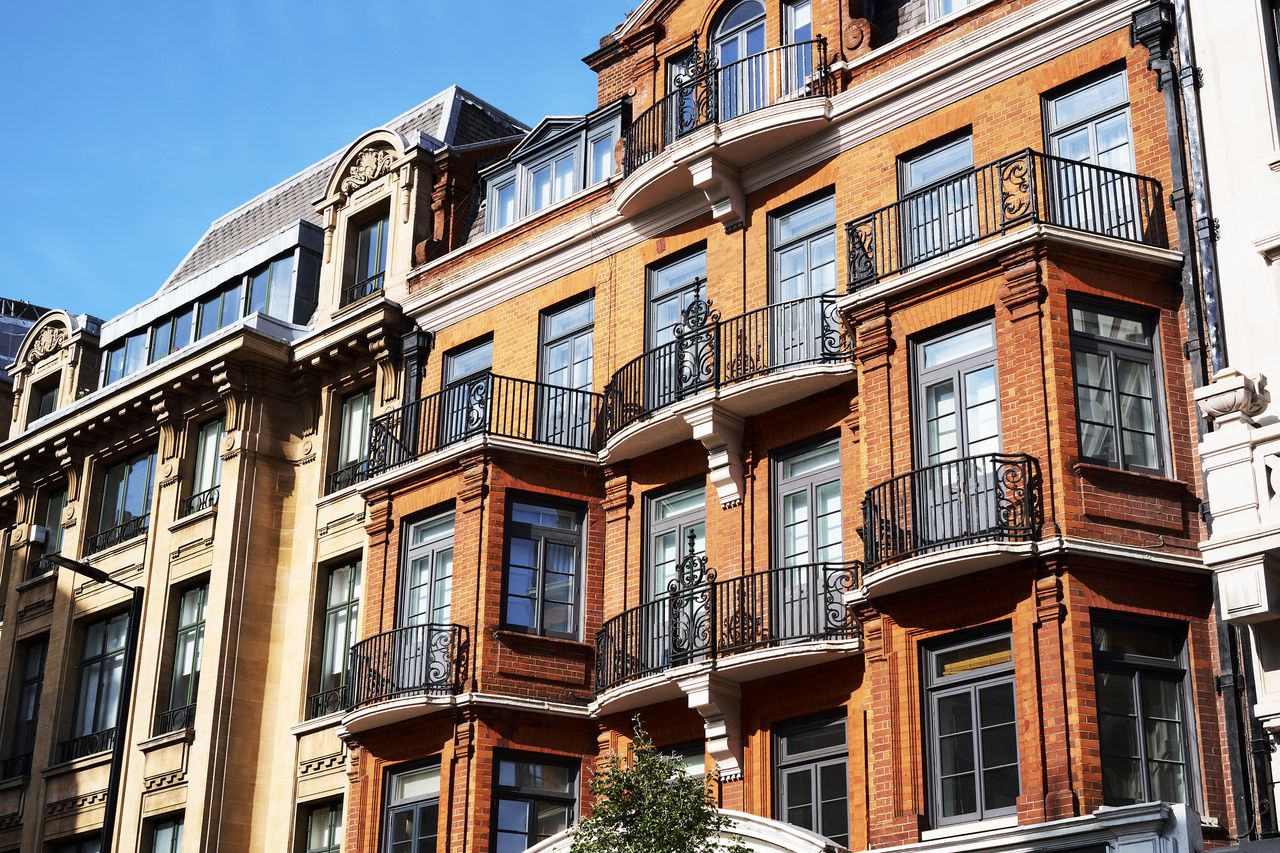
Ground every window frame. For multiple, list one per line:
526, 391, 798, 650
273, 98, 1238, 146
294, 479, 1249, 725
190, 418, 224, 498
922, 627, 1021, 827
500, 496, 585, 640
71, 610, 132, 743
771, 434, 843, 569
773, 711, 850, 845
491, 752, 579, 853
1067, 297, 1167, 476
308, 558, 362, 719
29, 375, 59, 422
1091, 613, 1200, 809
301, 799, 344, 853
336, 388, 373, 470
910, 317, 1001, 467
926, 0, 977, 21
162, 582, 208, 726
96, 449, 156, 539
1042, 66, 1133, 170
148, 814, 184, 853
32, 483, 67, 576
7, 636, 48, 768
643, 479, 707, 602
382, 761, 441, 853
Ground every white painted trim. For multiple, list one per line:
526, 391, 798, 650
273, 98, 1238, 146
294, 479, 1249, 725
920, 815, 1019, 841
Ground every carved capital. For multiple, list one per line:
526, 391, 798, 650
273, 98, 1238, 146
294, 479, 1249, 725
149, 390, 184, 463
457, 454, 488, 512
52, 437, 83, 498
1196, 368, 1269, 426
367, 328, 403, 408
602, 464, 632, 519
1034, 567, 1064, 625
852, 307, 893, 371
997, 247, 1046, 321
211, 361, 247, 432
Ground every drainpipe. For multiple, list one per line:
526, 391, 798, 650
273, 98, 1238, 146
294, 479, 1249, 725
1132, 3, 1262, 840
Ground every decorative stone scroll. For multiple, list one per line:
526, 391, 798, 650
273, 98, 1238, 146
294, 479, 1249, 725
340, 146, 395, 195
27, 325, 66, 365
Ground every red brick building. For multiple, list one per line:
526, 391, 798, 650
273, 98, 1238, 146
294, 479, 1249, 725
316, 1, 1231, 852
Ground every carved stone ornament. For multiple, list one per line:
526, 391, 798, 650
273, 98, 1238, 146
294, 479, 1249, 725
1195, 368, 1269, 423
28, 325, 66, 365
340, 146, 396, 195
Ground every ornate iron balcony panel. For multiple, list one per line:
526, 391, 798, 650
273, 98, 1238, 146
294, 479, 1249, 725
306, 684, 349, 719
624, 38, 831, 176
178, 486, 220, 518
325, 460, 370, 495
84, 516, 149, 556
594, 547, 861, 695
57, 727, 116, 764
340, 273, 385, 308
366, 374, 603, 479
845, 150, 1166, 292
860, 453, 1043, 572
601, 293, 852, 439
346, 623, 468, 711
0, 752, 31, 779
154, 703, 196, 736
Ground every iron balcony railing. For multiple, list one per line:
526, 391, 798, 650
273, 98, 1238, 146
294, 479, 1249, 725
341, 272, 385, 308
346, 623, 468, 711
306, 683, 349, 719
602, 292, 852, 439
57, 727, 116, 764
845, 149, 1166, 292
178, 486, 219, 518
0, 752, 32, 779
595, 544, 861, 695
29, 550, 59, 579
860, 453, 1042, 572
84, 515, 148, 556
325, 460, 370, 495
366, 374, 603, 478
624, 38, 831, 175
154, 703, 196, 736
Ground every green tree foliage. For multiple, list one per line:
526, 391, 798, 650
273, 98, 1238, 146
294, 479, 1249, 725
570, 718, 751, 853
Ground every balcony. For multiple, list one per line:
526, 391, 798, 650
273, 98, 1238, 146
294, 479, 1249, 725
325, 460, 369, 495
602, 293, 853, 461
84, 516, 148, 557
845, 150, 1167, 295
860, 453, 1042, 596
57, 727, 116, 764
178, 486, 219, 517
154, 703, 196, 736
366, 374, 602, 479
341, 623, 468, 733
594, 548, 861, 714
340, 272, 384, 308
0, 753, 31, 780
617, 39, 833, 222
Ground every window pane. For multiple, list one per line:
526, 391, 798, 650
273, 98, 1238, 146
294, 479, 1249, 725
220, 283, 243, 328
394, 765, 441, 801
905, 137, 973, 192
496, 183, 516, 228
1051, 72, 1127, 131
591, 135, 614, 183
124, 331, 147, 376
777, 195, 835, 244
1070, 307, 1148, 344
921, 323, 993, 369
172, 310, 192, 352
267, 255, 294, 319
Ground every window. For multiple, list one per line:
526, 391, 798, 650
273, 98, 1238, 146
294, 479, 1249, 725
92, 450, 155, 552
647, 483, 706, 601
911, 321, 1002, 547
304, 801, 343, 853
32, 484, 67, 577
539, 297, 594, 448
669, 741, 707, 777
247, 254, 295, 320
101, 328, 150, 386
773, 439, 843, 640
401, 513, 453, 627
493, 179, 517, 230
900, 135, 976, 266
440, 339, 493, 445
197, 281, 244, 340
785, 0, 813, 43
344, 214, 388, 306
493, 755, 577, 853
310, 560, 361, 719
775, 714, 849, 845
928, 0, 977, 19
65, 611, 131, 761
149, 307, 194, 365
1069, 300, 1164, 474
529, 150, 577, 213
185, 419, 223, 513
770, 194, 836, 369
157, 584, 207, 734
713, 0, 767, 120
589, 132, 615, 184
54, 838, 100, 853
503, 500, 584, 639
29, 376, 58, 421
103, 342, 126, 386
329, 389, 371, 493
646, 249, 708, 410
923, 630, 1019, 826
149, 816, 183, 853
1045, 70, 1138, 238
5, 637, 47, 776
383, 763, 440, 853
1093, 616, 1194, 806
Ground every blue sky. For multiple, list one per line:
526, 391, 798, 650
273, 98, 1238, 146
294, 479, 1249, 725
0, 0, 633, 321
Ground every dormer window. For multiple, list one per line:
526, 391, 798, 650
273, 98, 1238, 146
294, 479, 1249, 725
246, 254, 295, 320
342, 210, 388, 307
29, 375, 59, 421
197, 280, 245, 340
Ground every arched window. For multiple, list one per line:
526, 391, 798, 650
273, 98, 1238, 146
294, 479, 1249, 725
712, 0, 766, 119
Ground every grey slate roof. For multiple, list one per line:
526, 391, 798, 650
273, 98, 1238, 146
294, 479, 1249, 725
159, 86, 528, 295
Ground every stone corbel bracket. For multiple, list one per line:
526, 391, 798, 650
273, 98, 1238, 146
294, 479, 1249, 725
686, 154, 746, 234
684, 405, 744, 509
679, 673, 743, 783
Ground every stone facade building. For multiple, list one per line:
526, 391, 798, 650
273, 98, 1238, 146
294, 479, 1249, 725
0, 1, 1245, 852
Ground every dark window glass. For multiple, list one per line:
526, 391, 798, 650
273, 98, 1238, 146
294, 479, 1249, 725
1069, 300, 1163, 474
98, 450, 155, 535
30, 377, 59, 421
248, 255, 295, 320
1093, 617, 1193, 806
538, 297, 594, 447
150, 816, 183, 853
72, 611, 131, 741
150, 317, 173, 365
493, 755, 577, 853
924, 631, 1019, 826
775, 714, 849, 845
355, 218, 388, 290
166, 584, 208, 716
503, 501, 583, 639
7, 637, 47, 769
303, 801, 343, 853
316, 561, 361, 703
103, 344, 126, 386
383, 764, 439, 853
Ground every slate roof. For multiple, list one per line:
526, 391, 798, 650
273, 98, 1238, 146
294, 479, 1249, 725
159, 86, 527, 294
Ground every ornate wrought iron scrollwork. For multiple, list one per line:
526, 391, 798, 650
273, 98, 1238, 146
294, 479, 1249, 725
847, 219, 878, 290
675, 281, 720, 393
999, 152, 1033, 224
668, 529, 714, 659
820, 297, 854, 360
821, 564, 859, 637
464, 377, 491, 432
673, 33, 718, 133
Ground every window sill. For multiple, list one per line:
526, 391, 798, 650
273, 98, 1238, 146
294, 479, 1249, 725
291, 711, 344, 738
492, 629, 592, 655
0, 775, 25, 792
333, 288, 384, 318
138, 727, 195, 754
170, 504, 217, 533
41, 749, 113, 778
919, 815, 1018, 841
1071, 462, 1190, 495
82, 531, 148, 563
16, 571, 57, 593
